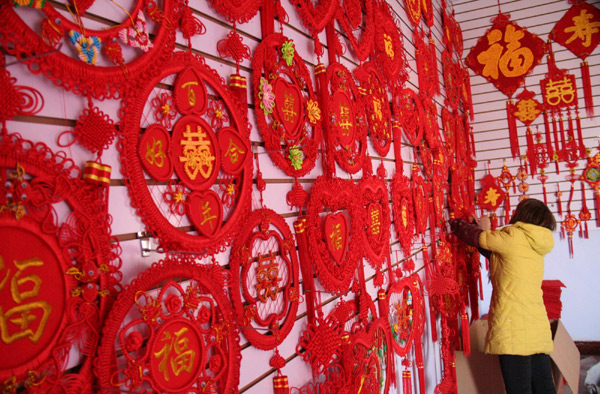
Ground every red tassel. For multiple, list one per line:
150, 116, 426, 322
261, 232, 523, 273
229, 73, 248, 108
595, 191, 600, 227
543, 182, 548, 205
377, 289, 388, 318
543, 110, 553, 155
556, 186, 563, 217
558, 114, 566, 151
581, 61, 594, 116
415, 339, 426, 394
507, 101, 519, 158
567, 113, 575, 144
314, 62, 333, 177
585, 221, 589, 239
403, 369, 413, 394
273, 375, 290, 394
491, 213, 498, 230
576, 115, 585, 159
551, 115, 560, 154
294, 219, 316, 322
392, 121, 404, 173
430, 36, 441, 96
568, 233, 574, 259
260, 0, 275, 37
525, 128, 535, 176
461, 312, 471, 357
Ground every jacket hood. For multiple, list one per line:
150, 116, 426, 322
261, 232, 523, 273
513, 222, 554, 255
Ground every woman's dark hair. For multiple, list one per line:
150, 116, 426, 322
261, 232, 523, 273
509, 198, 556, 231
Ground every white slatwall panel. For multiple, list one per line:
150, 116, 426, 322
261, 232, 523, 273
454, 0, 600, 217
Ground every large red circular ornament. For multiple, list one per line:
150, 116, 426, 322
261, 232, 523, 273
230, 209, 300, 350
355, 63, 393, 157
0, 133, 122, 391
326, 62, 368, 174
95, 257, 241, 393
0, 0, 179, 100
306, 176, 363, 294
336, 0, 375, 61
252, 34, 322, 178
119, 51, 252, 255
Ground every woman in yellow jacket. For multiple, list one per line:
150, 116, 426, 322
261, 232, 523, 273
450, 198, 556, 394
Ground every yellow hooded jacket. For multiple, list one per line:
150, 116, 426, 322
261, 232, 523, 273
478, 221, 554, 355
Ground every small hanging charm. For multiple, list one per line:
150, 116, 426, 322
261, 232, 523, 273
497, 161, 515, 223
556, 184, 563, 217
477, 168, 506, 229
581, 147, 600, 227
217, 27, 251, 107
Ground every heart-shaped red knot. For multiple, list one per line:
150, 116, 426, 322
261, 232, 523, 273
174, 67, 208, 115
186, 190, 223, 236
323, 212, 348, 265
218, 127, 249, 175
331, 90, 356, 148
273, 77, 304, 144
139, 124, 173, 182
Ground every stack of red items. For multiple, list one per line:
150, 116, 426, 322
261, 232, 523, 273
542, 280, 566, 319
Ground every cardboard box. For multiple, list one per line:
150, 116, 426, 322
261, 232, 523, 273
456, 319, 580, 393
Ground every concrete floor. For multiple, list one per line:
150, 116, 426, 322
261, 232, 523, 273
566, 355, 600, 394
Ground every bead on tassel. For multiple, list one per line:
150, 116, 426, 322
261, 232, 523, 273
581, 61, 594, 116
273, 375, 290, 394
506, 100, 519, 158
